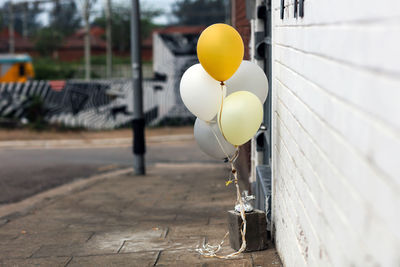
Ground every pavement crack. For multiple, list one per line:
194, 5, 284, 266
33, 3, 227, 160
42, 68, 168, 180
153, 250, 162, 266
250, 254, 255, 267
85, 232, 96, 242
163, 227, 169, 238
28, 245, 43, 259
64, 256, 73, 267
117, 240, 126, 253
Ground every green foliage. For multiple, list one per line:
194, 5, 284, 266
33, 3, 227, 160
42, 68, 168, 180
32, 56, 148, 80
25, 95, 48, 131
83, 55, 132, 65
33, 58, 76, 80
49, 1, 82, 37
0, 9, 3, 30
92, 2, 162, 52
172, 0, 228, 25
34, 27, 63, 57
0, 1, 42, 37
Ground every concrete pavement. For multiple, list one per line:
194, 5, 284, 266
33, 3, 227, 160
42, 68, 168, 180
0, 134, 194, 150
0, 138, 218, 204
0, 162, 282, 266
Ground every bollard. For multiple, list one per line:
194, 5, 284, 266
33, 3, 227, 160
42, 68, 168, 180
227, 209, 269, 252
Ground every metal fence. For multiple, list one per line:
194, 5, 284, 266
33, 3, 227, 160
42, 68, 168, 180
0, 78, 189, 129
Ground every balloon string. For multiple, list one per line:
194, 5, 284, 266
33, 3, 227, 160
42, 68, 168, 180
209, 125, 230, 161
195, 146, 248, 259
218, 83, 228, 141
197, 83, 248, 259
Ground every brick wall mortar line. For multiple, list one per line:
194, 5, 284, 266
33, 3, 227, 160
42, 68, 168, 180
275, 76, 400, 193
274, 63, 400, 184
274, 43, 400, 80
274, 44, 400, 132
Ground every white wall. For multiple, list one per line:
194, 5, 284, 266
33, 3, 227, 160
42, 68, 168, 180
271, 0, 400, 266
152, 33, 177, 122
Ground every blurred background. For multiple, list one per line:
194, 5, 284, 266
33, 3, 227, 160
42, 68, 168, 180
0, 0, 234, 204
0, 0, 231, 130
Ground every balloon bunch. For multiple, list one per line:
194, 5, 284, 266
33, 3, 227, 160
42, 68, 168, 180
180, 23, 269, 159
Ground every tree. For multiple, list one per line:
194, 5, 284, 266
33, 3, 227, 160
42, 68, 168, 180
140, 5, 163, 40
0, 1, 42, 37
172, 0, 228, 26
34, 27, 62, 56
0, 10, 3, 30
92, 2, 162, 53
49, 1, 82, 37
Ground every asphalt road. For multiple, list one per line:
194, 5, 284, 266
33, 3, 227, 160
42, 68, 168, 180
0, 140, 222, 204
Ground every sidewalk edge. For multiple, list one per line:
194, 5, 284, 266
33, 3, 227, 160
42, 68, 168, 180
0, 168, 133, 223
0, 134, 194, 149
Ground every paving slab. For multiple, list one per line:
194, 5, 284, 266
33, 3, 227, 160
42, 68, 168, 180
67, 252, 158, 267
0, 163, 282, 266
0, 256, 71, 267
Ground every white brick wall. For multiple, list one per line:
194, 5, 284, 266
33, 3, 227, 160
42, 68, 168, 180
270, 0, 400, 266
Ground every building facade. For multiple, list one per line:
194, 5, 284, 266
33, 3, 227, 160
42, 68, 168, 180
241, 0, 400, 266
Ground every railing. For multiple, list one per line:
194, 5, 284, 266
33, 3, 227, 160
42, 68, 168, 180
0, 78, 187, 129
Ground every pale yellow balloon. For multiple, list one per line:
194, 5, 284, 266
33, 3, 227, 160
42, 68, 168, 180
218, 91, 263, 146
197, 23, 244, 82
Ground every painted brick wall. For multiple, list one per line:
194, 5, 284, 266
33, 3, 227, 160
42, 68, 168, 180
270, 0, 400, 266
232, 0, 251, 60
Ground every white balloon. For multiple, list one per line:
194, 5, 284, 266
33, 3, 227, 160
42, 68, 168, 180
194, 118, 236, 160
225, 60, 269, 103
180, 64, 224, 122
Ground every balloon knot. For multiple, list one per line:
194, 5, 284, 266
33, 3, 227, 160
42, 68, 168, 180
220, 81, 225, 86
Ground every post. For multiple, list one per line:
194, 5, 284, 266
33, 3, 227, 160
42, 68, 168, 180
130, 0, 145, 175
83, 0, 91, 81
105, 0, 112, 78
8, 1, 15, 54
22, 3, 28, 38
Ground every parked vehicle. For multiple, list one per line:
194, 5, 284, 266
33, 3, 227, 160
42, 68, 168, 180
0, 54, 34, 82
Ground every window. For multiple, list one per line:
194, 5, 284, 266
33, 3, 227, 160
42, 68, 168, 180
19, 63, 26, 77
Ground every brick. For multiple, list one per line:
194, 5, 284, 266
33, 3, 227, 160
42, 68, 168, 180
0, 162, 282, 265
156, 250, 202, 265
68, 252, 158, 267
275, 79, 399, 239
0, 256, 71, 267
120, 237, 202, 254
251, 250, 283, 267
274, 45, 400, 131
268, 0, 400, 265
0, 241, 41, 260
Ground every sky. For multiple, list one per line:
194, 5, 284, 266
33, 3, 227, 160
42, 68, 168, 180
9, 0, 177, 25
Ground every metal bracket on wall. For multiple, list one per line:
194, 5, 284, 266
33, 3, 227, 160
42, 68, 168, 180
255, 32, 271, 60
282, 0, 304, 19
254, 165, 272, 232
257, 3, 266, 20
299, 0, 304, 17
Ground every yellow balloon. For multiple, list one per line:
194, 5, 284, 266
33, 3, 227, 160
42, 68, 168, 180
197, 23, 244, 82
218, 91, 263, 146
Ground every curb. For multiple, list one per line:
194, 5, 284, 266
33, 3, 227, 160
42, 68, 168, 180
0, 163, 224, 224
0, 134, 194, 150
